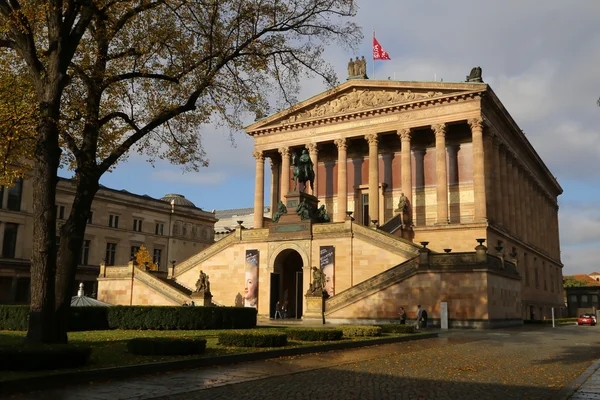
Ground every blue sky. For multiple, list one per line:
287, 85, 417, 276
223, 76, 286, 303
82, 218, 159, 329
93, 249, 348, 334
60, 0, 600, 274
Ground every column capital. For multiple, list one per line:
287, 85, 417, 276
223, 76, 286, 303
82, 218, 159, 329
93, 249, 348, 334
397, 128, 412, 141
278, 147, 290, 157
468, 118, 484, 130
365, 133, 379, 146
432, 123, 446, 137
334, 138, 347, 150
306, 142, 319, 154
252, 151, 265, 161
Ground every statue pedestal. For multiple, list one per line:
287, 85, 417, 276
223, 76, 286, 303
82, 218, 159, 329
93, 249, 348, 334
303, 293, 325, 322
278, 191, 319, 224
191, 291, 213, 306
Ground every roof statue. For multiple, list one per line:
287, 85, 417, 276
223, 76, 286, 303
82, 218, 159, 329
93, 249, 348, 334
466, 66, 483, 83
347, 55, 368, 80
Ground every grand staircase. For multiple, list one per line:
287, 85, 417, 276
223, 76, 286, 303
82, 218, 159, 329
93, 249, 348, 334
325, 256, 420, 315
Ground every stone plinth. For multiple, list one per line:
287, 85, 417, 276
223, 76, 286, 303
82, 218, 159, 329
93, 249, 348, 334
303, 293, 325, 321
277, 190, 319, 224
191, 291, 213, 306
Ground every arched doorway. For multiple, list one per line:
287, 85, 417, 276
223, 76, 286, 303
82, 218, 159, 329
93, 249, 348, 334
271, 249, 304, 319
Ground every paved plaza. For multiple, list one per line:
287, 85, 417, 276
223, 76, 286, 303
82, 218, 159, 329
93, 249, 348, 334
7, 325, 600, 400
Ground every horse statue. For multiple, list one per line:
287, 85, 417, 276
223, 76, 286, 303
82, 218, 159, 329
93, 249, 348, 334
291, 149, 315, 193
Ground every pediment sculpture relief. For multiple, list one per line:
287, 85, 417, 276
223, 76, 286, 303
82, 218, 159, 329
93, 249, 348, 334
282, 89, 444, 125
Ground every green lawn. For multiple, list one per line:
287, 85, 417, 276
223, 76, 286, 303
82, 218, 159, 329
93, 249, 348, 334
0, 329, 423, 382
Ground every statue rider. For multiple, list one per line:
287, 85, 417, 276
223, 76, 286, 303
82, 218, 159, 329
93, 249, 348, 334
299, 149, 313, 182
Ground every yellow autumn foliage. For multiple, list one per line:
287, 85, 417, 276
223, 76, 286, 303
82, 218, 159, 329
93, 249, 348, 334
134, 245, 157, 271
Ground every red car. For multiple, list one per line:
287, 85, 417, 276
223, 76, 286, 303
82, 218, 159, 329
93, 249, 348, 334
578, 314, 597, 326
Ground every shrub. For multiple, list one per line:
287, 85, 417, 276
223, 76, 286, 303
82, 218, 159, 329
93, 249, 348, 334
379, 324, 415, 334
0, 305, 257, 331
218, 330, 287, 347
0, 344, 91, 370
0, 305, 29, 331
127, 337, 207, 356
340, 325, 382, 337
286, 328, 343, 341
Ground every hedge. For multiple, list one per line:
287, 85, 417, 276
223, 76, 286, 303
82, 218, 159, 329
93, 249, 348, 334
524, 318, 579, 325
127, 337, 207, 356
0, 305, 257, 331
379, 324, 415, 334
340, 325, 382, 337
0, 344, 91, 370
218, 330, 287, 347
286, 328, 343, 341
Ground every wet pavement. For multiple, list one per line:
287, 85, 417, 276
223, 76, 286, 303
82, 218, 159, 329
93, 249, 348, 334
6, 325, 600, 400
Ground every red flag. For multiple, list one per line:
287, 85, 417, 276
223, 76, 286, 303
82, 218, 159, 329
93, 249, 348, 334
373, 37, 391, 60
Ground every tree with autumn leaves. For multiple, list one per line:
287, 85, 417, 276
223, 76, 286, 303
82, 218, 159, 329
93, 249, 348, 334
134, 246, 157, 271
0, 0, 361, 343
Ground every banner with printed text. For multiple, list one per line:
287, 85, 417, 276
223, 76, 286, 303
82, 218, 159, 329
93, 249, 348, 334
244, 250, 259, 308
320, 246, 335, 297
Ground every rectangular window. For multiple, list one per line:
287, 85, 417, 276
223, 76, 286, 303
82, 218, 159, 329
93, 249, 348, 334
153, 248, 162, 268
7, 178, 23, 211
534, 267, 539, 289
109, 215, 119, 228
593, 295, 599, 304
524, 254, 529, 286
543, 263, 547, 291
133, 219, 142, 232
87, 212, 93, 224
569, 295, 578, 304
130, 246, 140, 260
581, 295, 589, 305
80, 240, 90, 265
105, 243, 117, 266
361, 193, 369, 226
2, 223, 18, 258
56, 205, 65, 220
155, 223, 164, 235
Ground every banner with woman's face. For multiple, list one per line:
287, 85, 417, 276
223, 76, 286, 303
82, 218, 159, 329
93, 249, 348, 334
244, 250, 259, 308
320, 246, 335, 297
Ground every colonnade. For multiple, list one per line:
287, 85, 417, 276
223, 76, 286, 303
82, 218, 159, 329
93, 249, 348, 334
488, 135, 559, 258
253, 118, 488, 229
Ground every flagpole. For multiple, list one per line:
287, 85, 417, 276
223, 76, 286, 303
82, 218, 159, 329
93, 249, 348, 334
372, 30, 375, 79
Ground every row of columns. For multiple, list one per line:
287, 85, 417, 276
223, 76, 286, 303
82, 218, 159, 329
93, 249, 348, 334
253, 117, 490, 229
488, 136, 559, 258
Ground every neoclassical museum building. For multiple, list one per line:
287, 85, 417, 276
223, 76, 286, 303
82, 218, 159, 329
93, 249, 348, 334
98, 69, 564, 327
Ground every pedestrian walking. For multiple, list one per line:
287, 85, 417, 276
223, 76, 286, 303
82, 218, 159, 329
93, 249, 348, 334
398, 307, 407, 325
415, 304, 423, 330
274, 301, 283, 319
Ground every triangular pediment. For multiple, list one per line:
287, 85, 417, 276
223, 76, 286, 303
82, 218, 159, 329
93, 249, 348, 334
246, 80, 486, 134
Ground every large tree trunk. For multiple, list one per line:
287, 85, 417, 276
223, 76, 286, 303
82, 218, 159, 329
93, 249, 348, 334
54, 174, 100, 342
26, 105, 62, 344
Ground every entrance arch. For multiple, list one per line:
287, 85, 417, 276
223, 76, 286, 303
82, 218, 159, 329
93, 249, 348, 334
271, 249, 304, 319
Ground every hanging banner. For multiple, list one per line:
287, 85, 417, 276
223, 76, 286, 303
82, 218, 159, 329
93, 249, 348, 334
320, 246, 335, 297
244, 250, 259, 308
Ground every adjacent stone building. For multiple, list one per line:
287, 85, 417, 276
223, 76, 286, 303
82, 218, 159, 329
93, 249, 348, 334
214, 206, 271, 241
98, 72, 564, 326
0, 177, 217, 304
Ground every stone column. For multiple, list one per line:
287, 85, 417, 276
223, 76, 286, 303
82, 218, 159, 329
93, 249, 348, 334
500, 146, 510, 229
483, 133, 494, 222
447, 145, 460, 223
468, 118, 487, 222
516, 167, 525, 239
365, 133, 380, 225
269, 158, 280, 218
307, 143, 319, 197
335, 138, 348, 222
514, 160, 523, 238
507, 154, 517, 235
398, 129, 413, 211
432, 124, 448, 224
492, 136, 503, 226
524, 176, 533, 245
279, 147, 290, 202
253, 151, 265, 229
